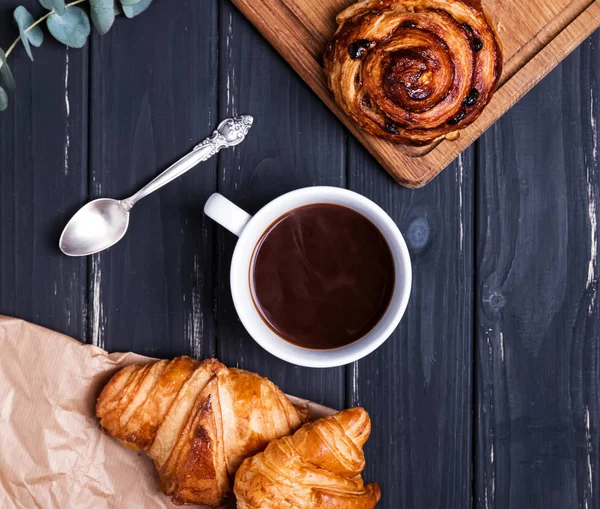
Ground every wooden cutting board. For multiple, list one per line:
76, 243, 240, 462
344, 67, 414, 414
230, 0, 600, 187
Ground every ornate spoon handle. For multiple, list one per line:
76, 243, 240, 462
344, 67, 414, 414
121, 115, 253, 211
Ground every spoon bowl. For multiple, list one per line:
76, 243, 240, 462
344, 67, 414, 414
58, 116, 253, 257
59, 199, 130, 257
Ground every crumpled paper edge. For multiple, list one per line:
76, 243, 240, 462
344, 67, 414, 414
0, 316, 336, 509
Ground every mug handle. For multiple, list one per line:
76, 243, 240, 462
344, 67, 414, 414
204, 193, 252, 237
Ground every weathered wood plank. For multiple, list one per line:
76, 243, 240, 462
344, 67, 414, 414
0, 1, 88, 340
475, 32, 599, 509
216, 2, 347, 409
348, 144, 475, 508
88, 2, 218, 357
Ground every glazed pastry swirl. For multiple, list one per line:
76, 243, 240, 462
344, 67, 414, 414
324, 0, 503, 145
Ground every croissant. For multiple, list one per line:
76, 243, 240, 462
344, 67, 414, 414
96, 357, 304, 507
234, 407, 381, 508
324, 0, 503, 145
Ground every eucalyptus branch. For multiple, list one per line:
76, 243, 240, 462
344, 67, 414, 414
0, 0, 154, 112
5, 0, 86, 59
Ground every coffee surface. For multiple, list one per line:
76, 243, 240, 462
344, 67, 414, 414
251, 203, 395, 349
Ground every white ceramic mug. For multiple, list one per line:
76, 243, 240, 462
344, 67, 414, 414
204, 187, 412, 368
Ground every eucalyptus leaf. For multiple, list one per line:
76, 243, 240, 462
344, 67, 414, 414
47, 6, 91, 48
13, 9, 34, 61
120, 0, 142, 5
39, 0, 66, 15
122, 0, 152, 18
90, 0, 115, 34
14, 6, 43, 61
27, 24, 44, 48
0, 48, 16, 91
52, 0, 66, 15
0, 86, 8, 112
53, 0, 66, 15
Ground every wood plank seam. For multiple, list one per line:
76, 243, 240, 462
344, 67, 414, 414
216, 0, 347, 412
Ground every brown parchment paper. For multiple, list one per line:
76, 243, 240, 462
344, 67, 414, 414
0, 316, 336, 509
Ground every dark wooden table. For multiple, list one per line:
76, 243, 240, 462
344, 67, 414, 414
1, 2, 599, 508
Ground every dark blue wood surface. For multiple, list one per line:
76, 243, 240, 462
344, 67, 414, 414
0, 2, 598, 508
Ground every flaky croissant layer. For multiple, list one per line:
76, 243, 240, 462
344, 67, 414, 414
234, 408, 381, 509
325, 0, 503, 145
96, 357, 304, 507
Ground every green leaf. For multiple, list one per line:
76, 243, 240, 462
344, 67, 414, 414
90, 0, 115, 34
13, 9, 34, 61
0, 86, 8, 112
47, 6, 91, 48
53, 0, 66, 16
53, 0, 66, 15
0, 48, 16, 91
14, 6, 44, 61
27, 25, 44, 48
120, 0, 142, 5
39, 0, 66, 15
122, 0, 152, 18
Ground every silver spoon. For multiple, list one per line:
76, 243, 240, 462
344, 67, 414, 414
59, 115, 253, 257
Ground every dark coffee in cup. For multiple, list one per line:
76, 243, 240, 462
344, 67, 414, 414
250, 203, 395, 350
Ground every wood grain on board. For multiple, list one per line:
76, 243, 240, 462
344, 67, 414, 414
475, 33, 599, 509
88, 0, 219, 357
0, 0, 88, 340
230, 0, 600, 187
348, 142, 475, 506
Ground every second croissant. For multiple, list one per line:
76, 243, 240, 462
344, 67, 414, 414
235, 407, 381, 508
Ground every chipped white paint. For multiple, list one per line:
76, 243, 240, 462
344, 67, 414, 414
587, 88, 598, 315
64, 49, 70, 117
585, 406, 593, 509
490, 442, 495, 500
91, 255, 104, 348
483, 327, 496, 509
457, 153, 464, 250
186, 254, 203, 358
486, 328, 492, 352
222, 14, 241, 183
225, 12, 236, 115
351, 361, 360, 406
53, 281, 57, 296
64, 48, 71, 175
92, 172, 102, 195
592, 88, 597, 164
64, 134, 70, 176
484, 480, 489, 509
499, 331, 504, 362
64, 50, 70, 176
